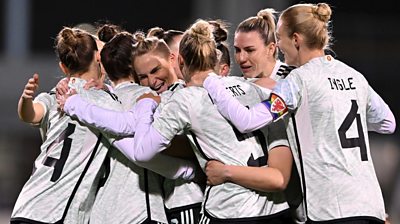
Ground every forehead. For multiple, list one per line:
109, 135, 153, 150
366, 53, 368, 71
133, 53, 161, 70
234, 31, 264, 47
134, 53, 164, 73
276, 20, 285, 36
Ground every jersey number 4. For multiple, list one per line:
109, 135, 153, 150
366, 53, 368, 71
338, 100, 368, 161
231, 125, 268, 167
42, 123, 76, 182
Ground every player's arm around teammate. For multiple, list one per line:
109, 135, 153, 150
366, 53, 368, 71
199, 3, 396, 223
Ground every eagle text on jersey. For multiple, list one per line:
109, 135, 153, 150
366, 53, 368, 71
327, 77, 356, 91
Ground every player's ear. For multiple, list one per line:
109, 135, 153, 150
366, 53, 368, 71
219, 63, 230, 76
266, 42, 276, 56
169, 52, 176, 64
292, 33, 300, 51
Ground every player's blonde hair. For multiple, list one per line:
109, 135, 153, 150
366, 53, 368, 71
280, 3, 333, 50
179, 19, 218, 76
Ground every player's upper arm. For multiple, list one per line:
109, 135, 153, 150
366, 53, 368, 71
366, 86, 396, 134
29, 102, 46, 125
267, 145, 293, 191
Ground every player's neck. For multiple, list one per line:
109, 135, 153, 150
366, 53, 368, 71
112, 76, 136, 87
299, 49, 325, 66
71, 70, 99, 82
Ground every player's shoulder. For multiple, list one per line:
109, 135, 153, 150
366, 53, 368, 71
70, 78, 123, 108
219, 75, 252, 89
274, 61, 296, 79
290, 55, 336, 80
118, 83, 153, 96
164, 85, 207, 108
34, 88, 57, 107
169, 79, 186, 91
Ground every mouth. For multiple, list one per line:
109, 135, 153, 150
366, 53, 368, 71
240, 65, 252, 73
151, 82, 165, 93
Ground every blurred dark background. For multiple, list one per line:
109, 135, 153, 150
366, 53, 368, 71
0, 0, 399, 222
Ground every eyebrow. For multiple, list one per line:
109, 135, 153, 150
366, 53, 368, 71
149, 65, 160, 74
136, 73, 146, 77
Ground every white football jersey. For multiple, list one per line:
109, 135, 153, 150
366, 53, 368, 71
89, 81, 168, 224
274, 55, 387, 222
11, 78, 122, 224
153, 74, 290, 220
156, 81, 204, 214
273, 61, 307, 224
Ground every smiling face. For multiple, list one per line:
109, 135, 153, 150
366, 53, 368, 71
234, 31, 271, 78
133, 51, 177, 94
276, 19, 299, 66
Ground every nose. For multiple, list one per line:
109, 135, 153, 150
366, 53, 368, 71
237, 51, 247, 63
148, 74, 157, 89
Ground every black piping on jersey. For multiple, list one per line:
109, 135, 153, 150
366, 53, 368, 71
201, 186, 213, 220
200, 208, 291, 224
290, 114, 308, 216
168, 83, 180, 92
189, 131, 210, 161
10, 217, 56, 224
306, 216, 384, 224
97, 154, 111, 191
10, 134, 104, 224
276, 65, 296, 78
144, 168, 152, 221
60, 133, 104, 222
207, 94, 214, 104
102, 88, 121, 103
188, 130, 211, 216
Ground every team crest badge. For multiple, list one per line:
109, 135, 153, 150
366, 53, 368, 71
270, 95, 287, 114
262, 93, 288, 121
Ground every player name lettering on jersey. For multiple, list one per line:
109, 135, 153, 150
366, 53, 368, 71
225, 85, 246, 97
327, 77, 356, 91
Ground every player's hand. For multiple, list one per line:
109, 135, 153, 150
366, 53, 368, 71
205, 160, 229, 186
137, 92, 161, 104
56, 77, 70, 100
254, 77, 276, 90
57, 88, 77, 113
21, 73, 40, 99
84, 78, 104, 90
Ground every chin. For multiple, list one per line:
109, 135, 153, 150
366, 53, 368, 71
243, 72, 257, 79
158, 85, 168, 94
